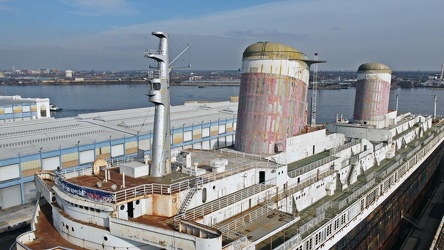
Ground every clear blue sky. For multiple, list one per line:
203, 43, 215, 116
0, 0, 443, 71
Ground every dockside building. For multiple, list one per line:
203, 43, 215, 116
0, 101, 238, 209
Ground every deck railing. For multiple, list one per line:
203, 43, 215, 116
217, 200, 275, 232
329, 139, 360, 155
288, 155, 337, 178
35, 172, 56, 203
274, 123, 444, 250
55, 160, 272, 204
278, 169, 335, 201
178, 183, 275, 223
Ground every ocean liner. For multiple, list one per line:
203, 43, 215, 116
15, 32, 444, 250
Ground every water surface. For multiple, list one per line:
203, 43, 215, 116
1, 84, 442, 123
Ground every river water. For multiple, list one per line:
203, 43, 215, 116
1, 84, 443, 123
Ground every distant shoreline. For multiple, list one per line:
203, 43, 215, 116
2, 80, 440, 90
40, 80, 147, 85
0, 79, 147, 86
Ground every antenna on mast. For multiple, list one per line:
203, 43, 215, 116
170, 43, 191, 67
310, 53, 319, 127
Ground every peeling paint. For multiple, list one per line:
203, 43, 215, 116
353, 73, 391, 122
235, 59, 309, 155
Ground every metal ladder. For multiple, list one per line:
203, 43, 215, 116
179, 179, 200, 215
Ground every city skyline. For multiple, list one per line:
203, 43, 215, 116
0, 0, 443, 71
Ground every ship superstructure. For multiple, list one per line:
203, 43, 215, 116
15, 33, 444, 250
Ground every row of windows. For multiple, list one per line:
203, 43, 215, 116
61, 221, 75, 232
296, 210, 349, 250
65, 200, 101, 213
294, 192, 306, 200
0, 105, 34, 114
294, 141, 431, 250
0, 111, 34, 117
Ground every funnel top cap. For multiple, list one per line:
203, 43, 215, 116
243, 42, 307, 61
358, 63, 392, 74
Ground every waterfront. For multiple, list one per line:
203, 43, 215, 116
1, 84, 443, 123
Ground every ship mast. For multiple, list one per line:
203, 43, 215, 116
145, 32, 171, 177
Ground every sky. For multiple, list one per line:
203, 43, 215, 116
0, 0, 443, 71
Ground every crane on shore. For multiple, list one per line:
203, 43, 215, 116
440, 63, 443, 81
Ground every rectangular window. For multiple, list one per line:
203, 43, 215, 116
326, 224, 332, 236
315, 232, 321, 245
23, 106, 31, 112
4, 107, 12, 114
202, 127, 210, 137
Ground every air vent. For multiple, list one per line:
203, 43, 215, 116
222, 107, 233, 113
199, 104, 211, 110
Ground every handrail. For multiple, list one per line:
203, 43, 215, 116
30, 199, 40, 231
217, 200, 274, 232
329, 139, 361, 155
176, 183, 275, 224
221, 234, 249, 249
273, 123, 444, 250
288, 156, 336, 178
55, 161, 271, 204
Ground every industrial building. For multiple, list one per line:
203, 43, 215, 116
0, 100, 238, 209
65, 70, 73, 79
0, 95, 50, 122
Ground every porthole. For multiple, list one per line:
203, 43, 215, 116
103, 236, 108, 241
135, 200, 140, 205
66, 225, 69, 230
120, 205, 125, 210
213, 186, 216, 190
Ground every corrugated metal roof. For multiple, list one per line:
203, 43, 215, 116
0, 96, 48, 106
0, 101, 238, 160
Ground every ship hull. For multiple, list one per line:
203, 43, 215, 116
332, 140, 444, 250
